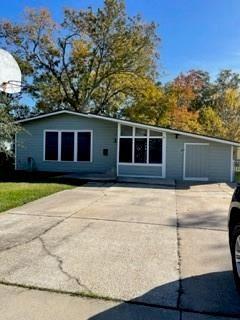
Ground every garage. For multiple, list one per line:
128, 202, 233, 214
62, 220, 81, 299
183, 143, 209, 181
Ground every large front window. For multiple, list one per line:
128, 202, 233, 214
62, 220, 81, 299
61, 132, 74, 161
77, 132, 91, 161
119, 138, 132, 163
44, 130, 92, 162
119, 125, 163, 165
45, 131, 58, 161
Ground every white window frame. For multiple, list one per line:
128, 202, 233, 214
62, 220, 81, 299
117, 124, 167, 178
230, 145, 234, 182
43, 130, 93, 163
183, 143, 209, 181
118, 125, 164, 166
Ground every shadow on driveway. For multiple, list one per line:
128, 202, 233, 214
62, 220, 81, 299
175, 181, 236, 190
169, 211, 228, 231
89, 271, 240, 319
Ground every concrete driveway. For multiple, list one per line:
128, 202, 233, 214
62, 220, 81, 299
0, 182, 240, 319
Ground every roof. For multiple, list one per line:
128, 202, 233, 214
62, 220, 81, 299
15, 110, 240, 147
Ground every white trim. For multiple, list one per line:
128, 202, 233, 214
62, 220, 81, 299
230, 145, 234, 182
184, 177, 209, 182
15, 110, 240, 147
117, 124, 164, 178
132, 127, 135, 163
43, 129, 93, 163
119, 163, 163, 167
184, 143, 210, 145
118, 125, 164, 167
74, 131, 77, 162
120, 135, 163, 139
118, 174, 164, 179
116, 123, 120, 176
183, 143, 209, 181
146, 135, 149, 164
58, 132, 61, 161
16, 110, 92, 123
90, 132, 93, 163
162, 132, 166, 178
43, 131, 46, 161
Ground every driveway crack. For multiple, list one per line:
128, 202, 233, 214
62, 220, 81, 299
0, 218, 66, 253
175, 188, 184, 320
0, 187, 111, 254
38, 223, 93, 294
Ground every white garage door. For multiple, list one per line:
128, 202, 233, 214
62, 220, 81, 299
183, 143, 209, 181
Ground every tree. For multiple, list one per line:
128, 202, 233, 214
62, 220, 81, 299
215, 70, 240, 94
172, 70, 212, 111
165, 106, 200, 132
124, 80, 170, 125
125, 77, 202, 132
0, 94, 18, 155
216, 88, 240, 141
0, 0, 159, 116
198, 106, 225, 137
158, 80, 201, 132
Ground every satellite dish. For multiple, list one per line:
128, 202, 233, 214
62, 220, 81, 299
0, 48, 22, 94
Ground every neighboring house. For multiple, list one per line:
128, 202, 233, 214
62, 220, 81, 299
15, 110, 240, 182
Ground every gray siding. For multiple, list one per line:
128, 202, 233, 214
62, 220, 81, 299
16, 113, 233, 182
16, 114, 117, 174
166, 133, 232, 182
118, 165, 163, 177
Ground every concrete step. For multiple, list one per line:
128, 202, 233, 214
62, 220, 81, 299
117, 176, 175, 187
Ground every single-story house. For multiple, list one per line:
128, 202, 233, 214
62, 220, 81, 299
15, 110, 240, 182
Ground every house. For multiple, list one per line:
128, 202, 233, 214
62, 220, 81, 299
15, 110, 240, 182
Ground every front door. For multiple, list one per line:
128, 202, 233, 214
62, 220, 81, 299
183, 143, 209, 181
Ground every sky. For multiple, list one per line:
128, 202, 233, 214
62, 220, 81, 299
1, 0, 240, 83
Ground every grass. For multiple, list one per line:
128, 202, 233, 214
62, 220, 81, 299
0, 182, 74, 213
0, 171, 83, 214
0, 280, 121, 303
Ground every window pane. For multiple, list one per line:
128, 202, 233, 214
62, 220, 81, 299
121, 125, 132, 136
150, 130, 162, 136
78, 132, 91, 161
134, 138, 147, 163
45, 132, 58, 160
61, 132, 74, 161
135, 128, 147, 136
119, 138, 132, 163
149, 138, 162, 164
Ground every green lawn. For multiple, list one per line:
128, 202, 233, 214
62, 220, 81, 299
0, 182, 74, 213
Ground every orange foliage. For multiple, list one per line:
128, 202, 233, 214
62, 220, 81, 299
166, 106, 200, 132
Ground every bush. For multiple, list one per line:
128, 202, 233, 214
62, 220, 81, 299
0, 153, 14, 177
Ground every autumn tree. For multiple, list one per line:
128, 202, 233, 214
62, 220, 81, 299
171, 70, 213, 110
1, 0, 240, 142
215, 88, 240, 141
124, 80, 171, 125
198, 106, 225, 137
0, 0, 159, 116
215, 70, 240, 94
126, 78, 201, 132
206, 71, 240, 140
160, 69, 240, 139
162, 82, 201, 132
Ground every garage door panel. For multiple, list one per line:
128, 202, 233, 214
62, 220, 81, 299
184, 144, 209, 180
